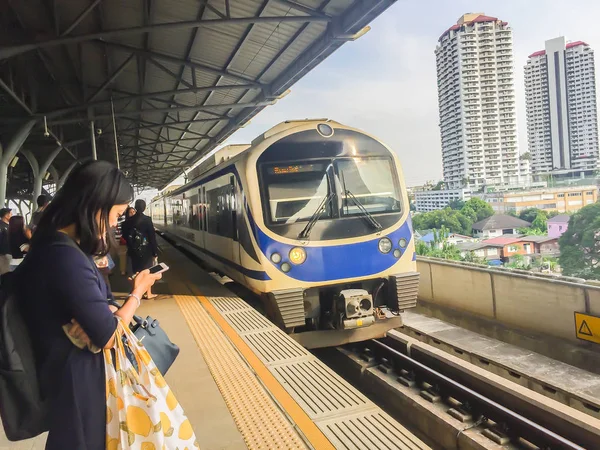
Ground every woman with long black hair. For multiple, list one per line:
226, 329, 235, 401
14, 161, 162, 449
121, 199, 158, 299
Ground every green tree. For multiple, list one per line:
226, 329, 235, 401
448, 199, 465, 210
520, 152, 532, 161
559, 203, 600, 280
413, 208, 474, 235
507, 254, 529, 270
531, 212, 547, 233
409, 201, 416, 212
432, 181, 445, 191
519, 208, 548, 223
461, 198, 494, 222
517, 227, 546, 236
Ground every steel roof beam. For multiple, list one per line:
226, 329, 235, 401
60, 0, 103, 36
47, 101, 268, 125
0, 16, 330, 60
163, 0, 389, 189
274, 0, 331, 19
104, 41, 260, 85
87, 53, 135, 103
149, 1, 207, 169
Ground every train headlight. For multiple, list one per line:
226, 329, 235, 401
281, 262, 292, 273
378, 237, 392, 254
399, 238, 407, 248
289, 247, 306, 265
317, 123, 334, 137
393, 249, 401, 258
270, 252, 282, 264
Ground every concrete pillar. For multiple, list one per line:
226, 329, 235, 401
0, 120, 36, 207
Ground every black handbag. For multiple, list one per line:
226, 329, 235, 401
130, 315, 179, 376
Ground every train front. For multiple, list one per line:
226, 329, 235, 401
246, 120, 419, 347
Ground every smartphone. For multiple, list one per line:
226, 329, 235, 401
131, 262, 169, 279
149, 262, 169, 275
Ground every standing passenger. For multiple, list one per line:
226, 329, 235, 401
28, 194, 49, 234
0, 208, 12, 274
14, 160, 162, 449
122, 199, 159, 299
8, 215, 30, 268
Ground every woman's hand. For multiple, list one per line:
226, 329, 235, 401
130, 269, 162, 296
68, 319, 91, 346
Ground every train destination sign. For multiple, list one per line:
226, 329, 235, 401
268, 163, 324, 175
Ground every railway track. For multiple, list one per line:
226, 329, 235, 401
161, 231, 600, 449
326, 330, 600, 450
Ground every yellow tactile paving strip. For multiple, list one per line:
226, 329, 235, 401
174, 293, 312, 450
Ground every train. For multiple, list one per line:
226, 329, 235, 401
149, 119, 419, 348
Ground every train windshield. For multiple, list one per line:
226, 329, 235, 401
335, 158, 401, 217
262, 157, 401, 224
263, 161, 333, 224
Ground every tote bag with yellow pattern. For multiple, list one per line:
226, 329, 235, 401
104, 320, 199, 450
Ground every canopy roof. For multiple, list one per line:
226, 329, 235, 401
0, 0, 395, 188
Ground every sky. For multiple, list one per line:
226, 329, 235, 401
143, 0, 600, 202
211, 0, 600, 188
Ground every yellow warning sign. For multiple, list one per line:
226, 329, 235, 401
574, 312, 600, 344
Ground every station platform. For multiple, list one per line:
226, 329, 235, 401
1, 237, 430, 450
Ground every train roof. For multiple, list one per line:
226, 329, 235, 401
161, 118, 345, 198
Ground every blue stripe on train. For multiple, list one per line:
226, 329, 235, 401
254, 220, 413, 282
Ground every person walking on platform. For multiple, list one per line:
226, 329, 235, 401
28, 194, 49, 234
0, 208, 12, 274
118, 206, 136, 275
122, 199, 159, 299
11, 161, 166, 450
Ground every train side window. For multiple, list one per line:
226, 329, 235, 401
207, 184, 235, 238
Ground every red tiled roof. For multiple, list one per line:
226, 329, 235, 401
530, 40, 588, 58
471, 15, 498, 23
438, 14, 501, 41
529, 50, 546, 58
439, 24, 460, 41
482, 236, 522, 246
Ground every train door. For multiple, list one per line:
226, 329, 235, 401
230, 175, 241, 267
198, 186, 206, 249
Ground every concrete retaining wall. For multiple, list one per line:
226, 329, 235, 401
417, 257, 600, 345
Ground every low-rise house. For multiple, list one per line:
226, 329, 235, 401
547, 214, 570, 239
482, 236, 541, 261
472, 214, 531, 238
418, 231, 476, 249
456, 241, 502, 262
521, 235, 560, 256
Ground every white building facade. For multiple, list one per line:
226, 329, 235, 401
414, 188, 472, 212
525, 37, 599, 176
436, 13, 519, 190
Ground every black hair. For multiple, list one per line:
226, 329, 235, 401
33, 160, 133, 255
36, 194, 49, 208
134, 199, 146, 214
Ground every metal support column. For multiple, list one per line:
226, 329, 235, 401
0, 120, 35, 207
90, 120, 98, 160
31, 145, 63, 202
